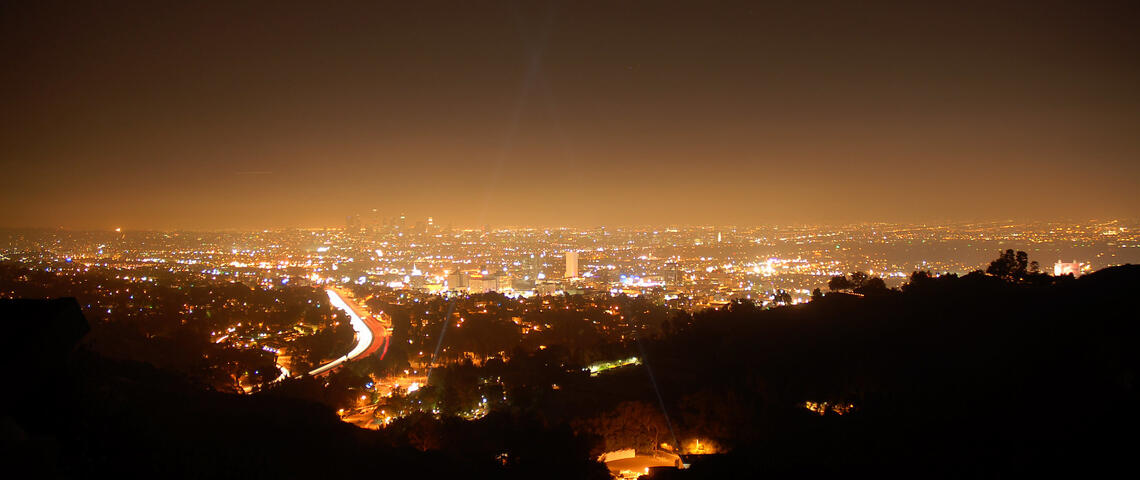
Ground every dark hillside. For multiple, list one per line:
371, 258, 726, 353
0, 298, 606, 479
643, 266, 1139, 476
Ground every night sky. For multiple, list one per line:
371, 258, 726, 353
2, 1, 1138, 229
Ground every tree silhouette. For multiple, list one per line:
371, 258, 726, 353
987, 249, 1035, 281
828, 275, 853, 291
583, 401, 670, 453
854, 276, 888, 295
729, 298, 759, 313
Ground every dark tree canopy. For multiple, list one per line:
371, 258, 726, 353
827, 275, 853, 291
986, 249, 1030, 280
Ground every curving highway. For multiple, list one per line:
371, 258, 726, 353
307, 288, 390, 376
271, 364, 290, 383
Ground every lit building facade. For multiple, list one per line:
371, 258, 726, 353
1054, 260, 1085, 277
565, 251, 578, 278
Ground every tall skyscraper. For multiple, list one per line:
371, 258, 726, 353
565, 251, 578, 279
665, 261, 681, 285
345, 215, 361, 232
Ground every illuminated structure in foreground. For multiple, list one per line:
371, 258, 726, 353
1054, 260, 1087, 277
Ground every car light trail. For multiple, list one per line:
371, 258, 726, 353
308, 288, 373, 376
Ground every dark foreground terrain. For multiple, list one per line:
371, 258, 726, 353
644, 265, 1139, 477
3, 265, 1138, 478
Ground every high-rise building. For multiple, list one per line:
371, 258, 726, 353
665, 261, 682, 285
345, 215, 361, 232
447, 271, 469, 291
565, 251, 579, 279
365, 209, 382, 231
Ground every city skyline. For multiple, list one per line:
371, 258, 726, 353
5, 216, 1139, 233
5, 220, 1131, 303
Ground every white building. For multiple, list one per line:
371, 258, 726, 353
565, 251, 579, 278
1054, 260, 1085, 277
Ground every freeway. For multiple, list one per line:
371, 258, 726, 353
271, 364, 290, 383
307, 288, 390, 376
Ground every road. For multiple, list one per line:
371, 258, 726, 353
307, 287, 390, 376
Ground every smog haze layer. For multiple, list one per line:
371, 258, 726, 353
2, 0, 1138, 229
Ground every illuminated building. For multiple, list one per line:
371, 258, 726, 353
565, 251, 578, 278
468, 272, 510, 293
447, 271, 469, 291
1054, 260, 1085, 277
